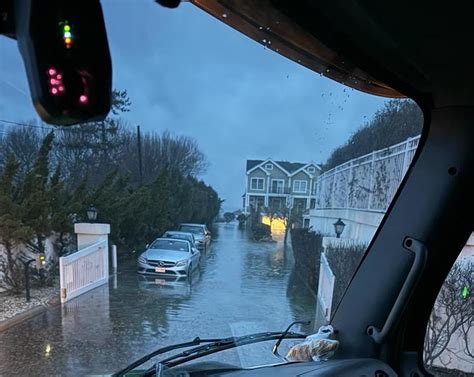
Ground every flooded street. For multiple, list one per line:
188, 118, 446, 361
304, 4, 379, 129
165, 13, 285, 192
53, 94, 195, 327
0, 223, 318, 376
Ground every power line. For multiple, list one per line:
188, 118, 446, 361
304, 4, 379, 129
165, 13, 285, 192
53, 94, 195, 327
0, 119, 56, 132
0, 119, 89, 134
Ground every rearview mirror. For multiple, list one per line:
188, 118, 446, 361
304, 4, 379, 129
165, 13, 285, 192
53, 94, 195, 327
13, 0, 112, 125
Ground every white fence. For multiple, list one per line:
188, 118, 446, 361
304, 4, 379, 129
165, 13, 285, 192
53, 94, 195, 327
316, 136, 420, 212
317, 252, 335, 321
59, 239, 109, 304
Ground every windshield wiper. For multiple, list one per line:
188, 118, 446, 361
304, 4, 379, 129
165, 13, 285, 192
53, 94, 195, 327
272, 320, 311, 360
112, 337, 225, 376
114, 324, 309, 376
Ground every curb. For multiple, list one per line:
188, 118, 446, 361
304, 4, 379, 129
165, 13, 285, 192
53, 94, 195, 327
0, 297, 61, 333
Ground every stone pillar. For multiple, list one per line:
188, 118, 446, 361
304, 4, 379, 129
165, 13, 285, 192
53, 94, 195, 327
74, 223, 110, 251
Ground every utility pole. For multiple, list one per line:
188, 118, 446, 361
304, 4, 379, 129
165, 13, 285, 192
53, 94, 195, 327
137, 125, 143, 185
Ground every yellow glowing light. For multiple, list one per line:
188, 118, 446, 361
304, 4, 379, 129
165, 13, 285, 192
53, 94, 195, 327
261, 216, 271, 226
261, 216, 287, 233
45, 344, 52, 356
65, 37, 72, 44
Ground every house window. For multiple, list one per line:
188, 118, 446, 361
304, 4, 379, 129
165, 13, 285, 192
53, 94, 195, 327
271, 179, 285, 194
250, 177, 265, 190
293, 180, 307, 193
265, 163, 273, 170
308, 166, 315, 173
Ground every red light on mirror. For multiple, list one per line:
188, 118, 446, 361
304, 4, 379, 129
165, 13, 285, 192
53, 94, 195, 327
47, 67, 65, 96
16, 0, 112, 124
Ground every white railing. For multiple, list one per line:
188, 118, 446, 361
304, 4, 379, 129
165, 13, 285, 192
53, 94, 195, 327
317, 252, 335, 321
316, 136, 420, 212
59, 239, 109, 304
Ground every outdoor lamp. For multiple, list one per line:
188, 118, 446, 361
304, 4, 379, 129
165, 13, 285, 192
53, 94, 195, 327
333, 218, 346, 238
86, 205, 98, 222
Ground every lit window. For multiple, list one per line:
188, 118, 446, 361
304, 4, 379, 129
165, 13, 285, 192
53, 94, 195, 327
251, 177, 265, 190
293, 180, 307, 193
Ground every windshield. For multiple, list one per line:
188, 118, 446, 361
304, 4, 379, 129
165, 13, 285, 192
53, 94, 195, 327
179, 225, 204, 235
0, 1, 433, 376
150, 240, 189, 252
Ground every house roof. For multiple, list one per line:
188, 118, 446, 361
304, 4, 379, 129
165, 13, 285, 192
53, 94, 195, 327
289, 162, 323, 177
246, 159, 306, 173
246, 160, 262, 171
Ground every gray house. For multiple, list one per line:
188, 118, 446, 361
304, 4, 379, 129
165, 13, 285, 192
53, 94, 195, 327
243, 159, 321, 213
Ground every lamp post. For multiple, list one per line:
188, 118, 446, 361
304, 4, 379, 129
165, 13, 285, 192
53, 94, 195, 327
333, 218, 346, 238
86, 205, 98, 223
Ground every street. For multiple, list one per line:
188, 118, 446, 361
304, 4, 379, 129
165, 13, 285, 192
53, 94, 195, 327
0, 223, 319, 376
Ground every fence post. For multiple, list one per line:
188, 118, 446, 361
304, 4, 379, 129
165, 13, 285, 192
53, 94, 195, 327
346, 162, 353, 208
401, 137, 411, 176
23, 259, 34, 302
59, 257, 66, 304
330, 173, 336, 209
111, 245, 117, 272
367, 151, 376, 210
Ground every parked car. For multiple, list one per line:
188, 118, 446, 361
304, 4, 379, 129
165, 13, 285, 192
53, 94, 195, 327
162, 231, 199, 250
137, 238, 200, 277
178, 223, 211, 249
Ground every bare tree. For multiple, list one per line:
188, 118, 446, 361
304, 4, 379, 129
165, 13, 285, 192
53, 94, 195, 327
0, 126, 43, 178
52, 119, 127, 188
119, 130, 208, 184
424, 260, 473, 369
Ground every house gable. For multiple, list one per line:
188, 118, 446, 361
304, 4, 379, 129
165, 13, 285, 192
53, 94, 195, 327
290, 162, 321, 177
247, 158, 291, 176
292, 170, 311, 181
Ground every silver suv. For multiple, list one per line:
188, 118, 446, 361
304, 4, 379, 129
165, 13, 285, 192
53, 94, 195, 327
178, 223, 211, 249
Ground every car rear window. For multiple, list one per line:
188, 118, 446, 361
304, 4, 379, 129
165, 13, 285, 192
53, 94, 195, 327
179, 225, 203, 234
166, 233, 191, 241
150, 240, 189, 252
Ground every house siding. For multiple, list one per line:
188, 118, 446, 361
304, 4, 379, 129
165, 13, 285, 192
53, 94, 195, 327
268, 166, 289, 192
291, 171, 311, 194
247, 169, 268, 193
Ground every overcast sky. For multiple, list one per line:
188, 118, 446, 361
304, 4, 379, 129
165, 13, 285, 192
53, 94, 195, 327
0, 0, 389, 210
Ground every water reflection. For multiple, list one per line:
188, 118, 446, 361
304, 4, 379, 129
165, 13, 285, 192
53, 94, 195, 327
286, 268, 318, 334
0, 222, 317, 376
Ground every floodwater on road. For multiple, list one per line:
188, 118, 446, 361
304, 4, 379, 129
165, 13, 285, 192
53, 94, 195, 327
0, 223, 320, 376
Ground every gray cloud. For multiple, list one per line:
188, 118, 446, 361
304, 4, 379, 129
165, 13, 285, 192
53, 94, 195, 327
0, 0, 388, 210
